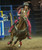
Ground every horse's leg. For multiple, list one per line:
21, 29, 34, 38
8, 33, 14, 45
18, 40, 22, 47
12, 38, 18, 46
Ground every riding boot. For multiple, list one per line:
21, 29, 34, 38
8, 20, 19, 33
8, 25, 14, 33
27, 19, 32, 39
27, 31, 32, 39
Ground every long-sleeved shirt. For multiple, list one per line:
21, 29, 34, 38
18, 8, 30, 18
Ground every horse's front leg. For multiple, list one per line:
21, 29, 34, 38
18, 40, 22, 48
8, 33, 14, 45
12, 38, 18, 46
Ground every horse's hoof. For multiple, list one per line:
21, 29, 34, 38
8, 41, 12, 45
8, 42, 10, 45
18, 45, 21, 48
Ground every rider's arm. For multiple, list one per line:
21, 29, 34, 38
18, 9, 21, 16
14, 9, 21, 24
25, 10, 30, 18
27, 10, 30, 17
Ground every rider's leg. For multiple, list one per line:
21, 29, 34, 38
8, 20, 18, 33
8, 17, 20, 33
8, 25, 14, 33
27, 19, 31, 39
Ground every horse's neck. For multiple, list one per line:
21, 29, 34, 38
17, 17, 26, 30
17, 17, 23, 29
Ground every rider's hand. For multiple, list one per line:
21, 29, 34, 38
18, 14, 24, 16
18, 14, 21, 16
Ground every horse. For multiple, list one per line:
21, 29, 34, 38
8, 15, 28, 47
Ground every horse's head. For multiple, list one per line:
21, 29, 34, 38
18, 15, 27, 28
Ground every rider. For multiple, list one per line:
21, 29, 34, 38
9, 2, 32, 39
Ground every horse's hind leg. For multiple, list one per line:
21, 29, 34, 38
8, 33, 14, 45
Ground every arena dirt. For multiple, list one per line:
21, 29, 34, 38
0, 37, 42, 50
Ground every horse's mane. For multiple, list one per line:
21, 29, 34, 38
17, 17, 27, 30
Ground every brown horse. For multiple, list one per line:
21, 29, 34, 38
8, 16, 28, 47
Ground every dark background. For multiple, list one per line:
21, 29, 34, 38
0, 0, 42, 35
1, 0, 31, 5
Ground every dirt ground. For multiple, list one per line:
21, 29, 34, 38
0, 37, 42, 50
